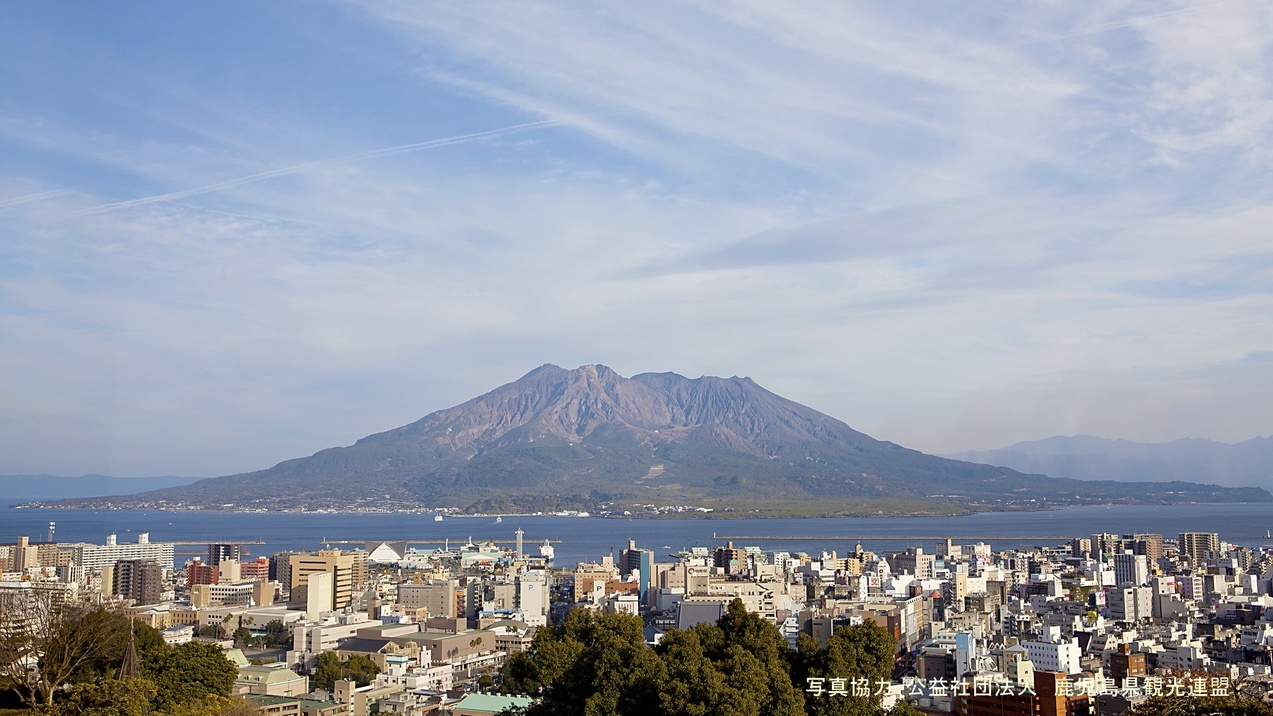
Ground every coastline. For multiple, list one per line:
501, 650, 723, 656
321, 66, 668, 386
4, 498, 1243, 519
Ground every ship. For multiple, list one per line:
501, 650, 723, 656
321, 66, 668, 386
538, 540, 555, 563
434, 515, 444, 522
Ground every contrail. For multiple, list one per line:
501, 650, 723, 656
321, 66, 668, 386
0, 188, 67, 210
66, 119, 563, 218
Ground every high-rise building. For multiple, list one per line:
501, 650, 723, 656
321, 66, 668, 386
713, 542, 746, 575
67, 534, 173, 573
269, 552, 291, 585
888, 547, 936, 580
1090, 533, 1162, 566
1130, 534, 1163, 564
1179, 532, 1219, 565
240, 557, 270, 581
1113, 552, 1149, 587
10, 537, 38, 572
620, 540, 655, 608
349, 550, 369, 591
398, 579, 457, 618
1108, 585, 1153, 622
1069, 538, 1092, 559
288, 550, 355, 610
1021, 639, 1081, 675
113, 560, 164, 606
186, 559, 218, 589
208, 544, 242, 566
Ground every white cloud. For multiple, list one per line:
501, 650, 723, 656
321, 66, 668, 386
2, 1, 1273, 475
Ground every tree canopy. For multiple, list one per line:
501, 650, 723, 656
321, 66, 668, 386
0, 595, 130, 708
501, 599, 905, 716
309, 652, 380, 692
148, 642, 238, 712
0, 598, 241, 715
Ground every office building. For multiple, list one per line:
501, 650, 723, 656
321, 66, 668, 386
288, 550, 355, 610
398, 579, 457, 618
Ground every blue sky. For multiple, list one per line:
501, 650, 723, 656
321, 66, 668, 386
3, 1, 1272, 477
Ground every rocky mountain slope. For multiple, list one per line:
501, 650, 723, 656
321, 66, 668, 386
46, 365, 1271, 513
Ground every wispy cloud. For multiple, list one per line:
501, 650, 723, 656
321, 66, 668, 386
64, 119, 565, 218
1, 1, 1271, 474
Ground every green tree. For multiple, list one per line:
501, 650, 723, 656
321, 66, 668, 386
149, 642, 237, 711
132, 621, 171, 677
0, 595, 130, 708
41, 677, 157, 716
309, 652, 379, 692
500, 621, 584, 696
160, 694, 264, 716
885, 702, 925, 716
662, 600, 804, 716
497, 600, 902, 716
524, 609, 664, 716
231, 627, 252, 648
791, 620, 896, 716
656, 627, 746, 716
261, 620, 291, 649
309, 652, 345, 693
342, 655, 379, 687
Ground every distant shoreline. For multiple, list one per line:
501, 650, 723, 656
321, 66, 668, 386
5, 499, 1245, 520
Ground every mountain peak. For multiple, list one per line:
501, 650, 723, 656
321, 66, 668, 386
61, 365, 1271, 512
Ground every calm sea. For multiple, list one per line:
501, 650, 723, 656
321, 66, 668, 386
3, 501, 1271, 568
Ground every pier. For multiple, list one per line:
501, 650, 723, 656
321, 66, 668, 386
711, 533, 1072, 541
320, 538, 562, 546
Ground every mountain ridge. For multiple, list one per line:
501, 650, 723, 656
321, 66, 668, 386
948, 434, 1273, 488
32, 366, 1271, 513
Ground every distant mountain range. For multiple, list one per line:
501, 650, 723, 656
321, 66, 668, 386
0, 474, 201, 500
31, 365, 1270, 513
947, 435, 1273, 489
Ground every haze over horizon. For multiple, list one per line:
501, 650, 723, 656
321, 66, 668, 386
3, 3, 1272, 478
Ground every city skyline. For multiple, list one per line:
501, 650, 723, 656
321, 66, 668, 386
3, 2, 1273, 477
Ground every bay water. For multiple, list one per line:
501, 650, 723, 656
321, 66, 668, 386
4, 501, 1272, 568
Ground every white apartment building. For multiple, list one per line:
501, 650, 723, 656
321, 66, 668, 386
1113, 552, 1149, 587
66, 534, 174, 572
1022, 638, 1081, 675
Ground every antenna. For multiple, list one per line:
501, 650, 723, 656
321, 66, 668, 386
120, 621, 139, 681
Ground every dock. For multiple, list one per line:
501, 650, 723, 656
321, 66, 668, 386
320, 538, 562, 546
711, 533, 1072, 541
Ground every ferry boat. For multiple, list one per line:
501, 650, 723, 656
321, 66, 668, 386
434, 515, 444, 522
538, 540, 555, 563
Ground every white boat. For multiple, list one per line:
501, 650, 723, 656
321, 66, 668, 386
496, 516, 503, 523
434, 515, 444, 522
538, 540, 555, 562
